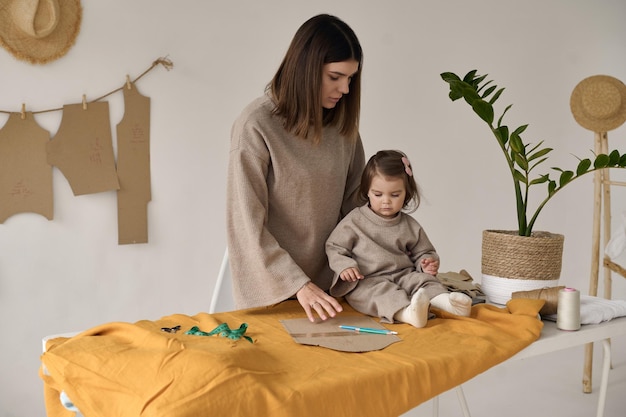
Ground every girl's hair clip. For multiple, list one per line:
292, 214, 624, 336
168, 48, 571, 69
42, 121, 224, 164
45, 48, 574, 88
401, 156, 413, 177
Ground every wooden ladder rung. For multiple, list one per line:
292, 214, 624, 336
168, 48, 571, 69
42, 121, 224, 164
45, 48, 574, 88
604, 258, 626, 279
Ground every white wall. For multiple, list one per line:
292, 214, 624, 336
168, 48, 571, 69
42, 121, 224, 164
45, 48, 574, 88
1, 1, 625, 415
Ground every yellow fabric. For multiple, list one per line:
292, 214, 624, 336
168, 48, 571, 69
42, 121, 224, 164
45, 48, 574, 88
41, 299, 544, 417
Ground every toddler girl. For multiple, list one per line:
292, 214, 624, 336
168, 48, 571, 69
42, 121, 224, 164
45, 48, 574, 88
325, 150, 472, 327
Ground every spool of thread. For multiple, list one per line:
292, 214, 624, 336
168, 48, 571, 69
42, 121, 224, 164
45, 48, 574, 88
556, 287, 581, 331
511, 286, 564, 315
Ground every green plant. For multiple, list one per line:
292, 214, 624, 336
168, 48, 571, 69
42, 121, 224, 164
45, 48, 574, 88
441, 70, 626, 237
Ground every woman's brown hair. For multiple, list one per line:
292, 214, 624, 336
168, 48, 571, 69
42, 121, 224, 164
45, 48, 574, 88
269, 14, 363, 143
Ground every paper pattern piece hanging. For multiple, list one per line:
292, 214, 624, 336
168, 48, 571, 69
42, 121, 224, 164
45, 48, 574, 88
47, 102, 120, 195
0, 112, 53, 222
0, 57, 173, 241
116, 82, 151, 244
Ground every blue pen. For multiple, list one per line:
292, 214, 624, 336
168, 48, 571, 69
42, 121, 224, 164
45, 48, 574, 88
339, 325, 398, 335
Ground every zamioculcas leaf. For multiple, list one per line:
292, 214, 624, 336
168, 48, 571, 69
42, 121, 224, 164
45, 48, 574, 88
548, 180, 557, 194
472, 99, 494, 124
528, 147, 552, 162
577, 159, 591, 175
489, 88, 505, 105
512, 125, 528, 136
463, 70, 477, 83
441, 72, 461, 83
473, 73, 487, 86
529, 157, 549, 171
514, 153, 528, 170
509, 133, 524, 153
482, 85, 497, 98
594, 154, 610, 168
497, 105, 512, 127
513, 169, 526, 184
494, 126, 509, 146
530, 174, 549, 185
462, 87, 481, 105
559, 171, 574, 187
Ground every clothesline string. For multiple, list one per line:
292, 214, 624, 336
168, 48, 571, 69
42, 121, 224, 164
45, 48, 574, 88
0, 56, 174, 116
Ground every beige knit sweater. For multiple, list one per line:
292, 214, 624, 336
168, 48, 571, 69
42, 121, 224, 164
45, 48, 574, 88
227, 94, 365, 309
326, 205, 439, 297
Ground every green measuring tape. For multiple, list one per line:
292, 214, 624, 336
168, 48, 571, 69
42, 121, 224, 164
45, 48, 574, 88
185, 323, 253, 343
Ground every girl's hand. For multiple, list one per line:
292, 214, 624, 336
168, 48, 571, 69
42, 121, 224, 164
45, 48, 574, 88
339, 267, 364, 282
421, 258, 439, 275
296, 282, 343, 322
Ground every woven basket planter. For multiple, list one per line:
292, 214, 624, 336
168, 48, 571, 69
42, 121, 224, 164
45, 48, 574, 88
481, 229, 564, 305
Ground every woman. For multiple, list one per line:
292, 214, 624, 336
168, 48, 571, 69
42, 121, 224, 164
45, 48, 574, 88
227, 14, 365, 322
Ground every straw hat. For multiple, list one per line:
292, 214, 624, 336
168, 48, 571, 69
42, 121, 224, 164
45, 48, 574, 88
570, 75, 626, 132
0, 0, 82, 65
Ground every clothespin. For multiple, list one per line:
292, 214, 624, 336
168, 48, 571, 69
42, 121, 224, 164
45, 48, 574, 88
126, 75, 132, 90
82, 94, 87, 110
21, 103, 26, 120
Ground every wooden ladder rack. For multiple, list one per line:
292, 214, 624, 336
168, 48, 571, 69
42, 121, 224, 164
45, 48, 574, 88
585, 130, 626, 392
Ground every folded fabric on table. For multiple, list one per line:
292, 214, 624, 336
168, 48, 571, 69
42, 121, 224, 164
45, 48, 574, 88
41, 299, 543, 417
544, 295, 626, 324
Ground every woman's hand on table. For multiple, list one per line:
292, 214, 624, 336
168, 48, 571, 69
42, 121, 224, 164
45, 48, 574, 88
297, 282, 343, 322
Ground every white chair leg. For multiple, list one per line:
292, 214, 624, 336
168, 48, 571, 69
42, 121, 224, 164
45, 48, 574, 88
432, 385, 471, 417
455, 385, 472, 417
209, 248, 230, 314
432, 394, 439, 417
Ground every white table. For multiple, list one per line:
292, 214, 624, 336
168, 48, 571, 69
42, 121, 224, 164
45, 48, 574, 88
509, 317, 626, 417
435, 316, 626, 417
